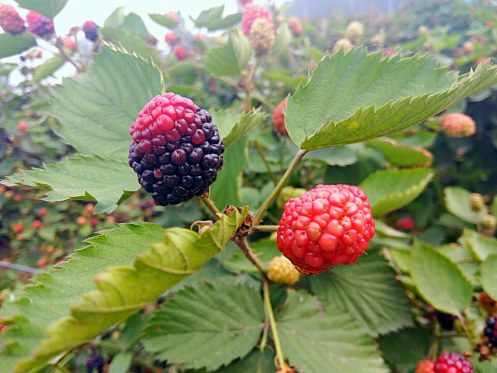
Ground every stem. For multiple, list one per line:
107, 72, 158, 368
200, 196, 221, 217
254, 225, 279, 232
57, 44, 82, 73
428, 322, 441, 360
135, 356, 160, 373
254, 150, 307, 227
456, 313, 476, 347
50, 364, 72, 373
263, 279, 285, 367
233, 236, 267, 280
245, 58, 260, 111
255, 139, 278, 185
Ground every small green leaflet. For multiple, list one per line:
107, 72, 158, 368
0, 33, 36, 59
14, 0, 68, 19
212, 108, 267, 147
444, 187, 487, 224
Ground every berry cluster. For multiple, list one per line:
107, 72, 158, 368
434, 352, 474, 373
0, 4, 25, 35
241, 4, 274, 36
26, 11, 54, 38
82, 20, 99, 42
128, 93, 224, 206
484, 316, 497, 346
276, 184, 375, 275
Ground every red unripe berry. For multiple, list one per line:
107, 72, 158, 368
383, 48, 395, 56
433, 352, 474, 373
36, 50, 42, 58
18, 121, 27, 134
164, 11, 178, 24
76, 216, 88, 226
105, 215, 116, 224
165, 31, 177, 44
90, 217, 98, 228
0, 4, 25, 35
415, 360, 435, 373
61, 36, 76, 51
194, 33, 205, 42
0, 324, 6, 333
0, 185, 5, 194
288, 17, 303, 37
38, 207, 48, 217
13, 223, 24, 234
31, 220, 43, 229
173, 44, 186, 60
85, 203, 95, 214
37, 258, 48, 267
242, 4, 274, 36
273, 98, 288, 135
13, 194, 22, 202
276, 184, 375, 275
441, 113, 476, 138
395, 217, 414, 231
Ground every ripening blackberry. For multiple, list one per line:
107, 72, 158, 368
484, 316, 497, 346
128, 93, 224, 206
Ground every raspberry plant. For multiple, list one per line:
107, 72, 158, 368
1, 1, 497, 373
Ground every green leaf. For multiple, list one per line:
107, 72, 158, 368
47, 45, 163, 161
108, 352, 133, 373
2, 155, 138, 214
104, 6, 126, 28
277, 290, 388, 373
33, 54, 66, 81
222, 239, 281, 273
374, 220, 409, 238
143, 282, 264, 371
205, 29, 251, 77
479, 255, 497, 302
192, 5, 225, 28
262, 69, 306, 87
360, 168, 434, 217
410, 239, 472, 314
311, 251, 413, 337
285, 49, 497, 150
444, 187, 487, 224
271, 23, 292, 58
14, 0, 68, 18
305, 145, 359, 167
231, 28, 252, 74
367, 138, 432, 167
0, 33, 36, 59
213, 109, 267, 148
120, 13, 149, 39
212, 348, 275, 373
210, 139, 245, 209
460, 228, 497, 261
208, 13, 243, 32
0, 208, 248, 373
148, 13, 177, 29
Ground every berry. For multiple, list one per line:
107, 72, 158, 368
146, 34, 158, 48
345, 21, 363, 44
433, 352, 474, 373
434, 310, 457, 330
273, 97, 288, 135
164, 11, 178, 25
26, 11, 54, 38
36, 50, 42, 58
85, 203, 95, 214
418, 25, 429, 36
249, 18, 275, 57
38, 207, 48, 217
396, 217, 414, 231
276, 184, 375, 275
61, 36, 76, 51
76, 216, 88, 226
17, 121, 27, 134
267, 256, 301, 285
441, 113, 476, 138
82, 20, 99, 42
484, 316, 497, 345
469, 193, 484, 212
31, 220, 42, 230
13, 223, 24, 234
462, 41, 474, 55
105, 215, 116, 224
238, 0, 253, 6
165, 31, 177, 44
194, 33, 205, 43
242, 4, 274, 37
37, 258, 48, 267
370, 34, 384, 46
13, 194, 22, 202
288, 17, 302, 37
482, 215, 496, 230
128, 93, 225, 206
0, 324, 5, 333
332, 38, 353, 54
86, 356, 104, 373
383, 48, 396, 56
90, 217, 98, 228
479, 292, 497, 315
0, 4, 25, 35
173, 44, 186, 60
416, 360, 435, 373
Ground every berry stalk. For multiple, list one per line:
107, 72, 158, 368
254, 149, 307, 227
253, 225, 279, 232
263, 279, 286, 368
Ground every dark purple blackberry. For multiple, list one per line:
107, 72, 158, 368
128, 93, 224, 206
85, 356, 104, 373
435, 311, 457, 330
82, 21, 100, 42
484, 316, 497, 346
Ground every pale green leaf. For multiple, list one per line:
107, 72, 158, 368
374, 220, 409, 238
0, 207, 248, 373
231, 28, 252, 74
0, 33, 36, 59
271, 23, 292, 58
410, 239, 472, 314
367, 138, 432, 167
211, 110, 239, 140
305, 145, 359, 167
285, 49, 497, 150
148, 13, 177, 29
108, 352, 133, 373
205, 30, 251, 77
1, 155, 138, 214
14, 0, 67, 18
360, 168, 434, 217
33, 54, 66, 81
460, 228, 497, 261
104, 6, 126, 28
192, 5, 224, 28
218, 109, 267, 148
47, 45, 163, 161
311, 251, 413, 337
444, 187, 487, 224
143, 282, 264, 370
262, 68, 306, 87
277, 290, 388, 373
120, 13, 149, 39
208, 13, 242, 32
479, 255, 497, 302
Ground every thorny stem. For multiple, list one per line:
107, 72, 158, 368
255, 139, 278, 185
254, 225, 279, 232
200, 196, 221, 218
233, 236, 267, 280
245, 58, 260, 111
263, 279, 286, 368
254, 149, 307, 227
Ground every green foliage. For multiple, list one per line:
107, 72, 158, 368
213, 109, 267, 147
460, 228, 497, 261
14, 0, 68, 18
444, 187, 487, 224
148, 13, 177, 29
32, 54, 66, 81
410, 239, 472, 314
271, 23, 293, 58
205, 29, 251, 76
367, 138, 432, 167
360, 168, 434, 217
120, 13, 149, 39
479, 255, 497, 301
0, 33, 36, 59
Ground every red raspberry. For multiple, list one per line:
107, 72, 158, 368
0, 4, 25, 35
31, 220, 43, 229
13, 223, 24, 234
165, 31, 177, 44
242, 4, 274, 36
17, 121, 27, 134
276, 184, 375, 275
164, 11, 178, 24
395, 217, 414, 230
82, 20, 99, 42
38, 207, 48, 217
173, 45, 186, 60
416, 360, 435, 373
441, 113, 475, 138
90, 217, 98, 228
273, 98, 288, 135
288, 17, 303, 37
434, 352, 474, 373
26, 11, 54, 38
